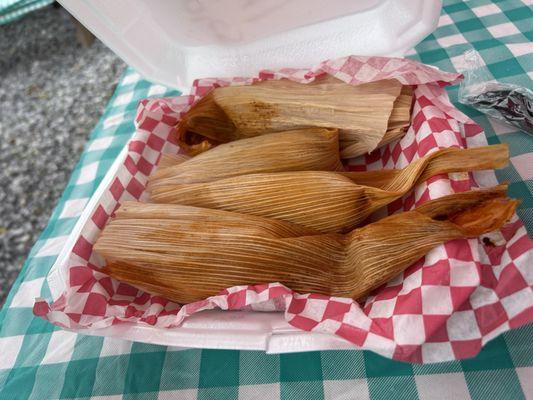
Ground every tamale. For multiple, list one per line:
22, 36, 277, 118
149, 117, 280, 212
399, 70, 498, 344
150, 144, 508, 233
149, 128, 343, 189
95, 187, 516, 304
342, 187, 516, 299
176, 77, 402, 155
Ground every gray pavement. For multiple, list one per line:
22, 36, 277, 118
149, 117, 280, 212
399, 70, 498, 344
0, 5, 126, 305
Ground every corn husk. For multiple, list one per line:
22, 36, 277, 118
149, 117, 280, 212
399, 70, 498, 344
157, 153, 190, 169
385, 85, 414, 129
338, 85, 412, 143
150, 144, 508, 233
95, 186, 516, 304
339, 128, 407, 160
341, 144, 508, 189
114, 201, 319, 237
176, 94, 235, 155
343, 186, 516, 299
148, 128, 343, 190
339, 85, 413, 158
176, 77, 403, 156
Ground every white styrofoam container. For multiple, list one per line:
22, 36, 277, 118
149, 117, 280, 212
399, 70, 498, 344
48, 0, 442, 352
58, 0, 442, 91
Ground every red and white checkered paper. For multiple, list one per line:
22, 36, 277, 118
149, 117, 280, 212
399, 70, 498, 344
34, 56, 533, 363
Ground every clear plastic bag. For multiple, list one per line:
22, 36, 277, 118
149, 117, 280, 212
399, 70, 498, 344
458, 50, 533, 134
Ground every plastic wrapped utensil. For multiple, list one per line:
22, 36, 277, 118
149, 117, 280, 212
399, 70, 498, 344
458, 50, 533, 134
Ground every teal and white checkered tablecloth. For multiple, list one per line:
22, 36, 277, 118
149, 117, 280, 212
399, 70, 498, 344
0, 0, 52, 25
0, 1, 532, 399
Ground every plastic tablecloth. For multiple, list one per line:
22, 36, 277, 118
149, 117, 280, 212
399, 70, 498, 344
0, 0, 531, 398
0, 0, 52, 25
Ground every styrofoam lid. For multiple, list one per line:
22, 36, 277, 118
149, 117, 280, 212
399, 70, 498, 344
58, 0, 441, 93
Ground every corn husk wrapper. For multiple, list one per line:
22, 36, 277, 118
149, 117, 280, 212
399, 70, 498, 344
341, 144, 508, 189
157, 153, 190, 169
177, 77, 403, 156
386, 86, 414, 129
340, 128, 407, 160
94, 187, 516, 304
149, 128, 343, 190
113, 202, 319, 238
150, 144, 508, 233
340, 86, 414, 159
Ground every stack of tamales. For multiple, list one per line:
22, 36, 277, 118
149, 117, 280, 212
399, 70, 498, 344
94, 78, 516, 305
